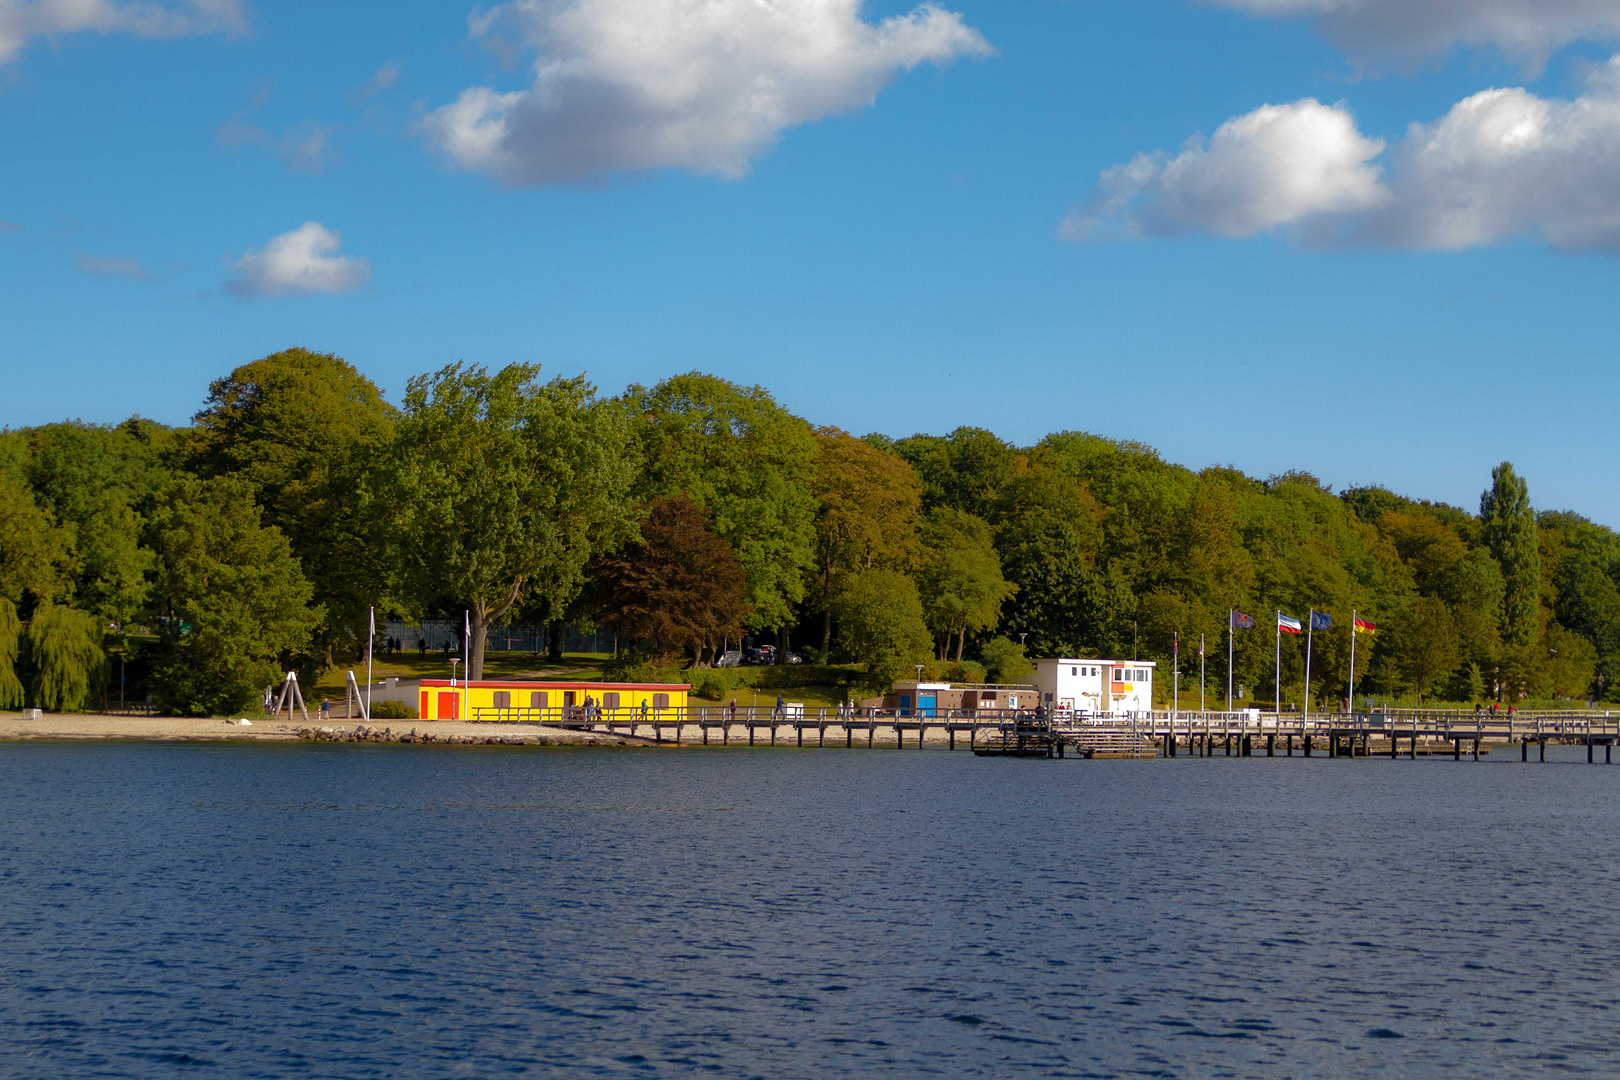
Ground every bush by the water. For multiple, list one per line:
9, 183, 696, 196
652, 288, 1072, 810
370, 700, 418, 720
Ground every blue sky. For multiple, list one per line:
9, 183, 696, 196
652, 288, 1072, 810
2, 0, 1618, 523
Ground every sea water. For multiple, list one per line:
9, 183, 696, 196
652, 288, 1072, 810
2, 741, 1617, 1078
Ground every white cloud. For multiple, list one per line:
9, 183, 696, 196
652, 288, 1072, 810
1062, 99, 1389, 240
77, 253, 147, 279
420, 0, 991, 185
0, 0, 246, 66
1067, 57, 1620, 252
225, 222, 371, 298
1205, 0, 1620, 63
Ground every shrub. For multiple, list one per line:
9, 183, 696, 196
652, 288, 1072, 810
371, 700, 417, 720
980, 636, 1033, 684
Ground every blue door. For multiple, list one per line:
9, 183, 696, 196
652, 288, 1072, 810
918, 694, 936, 718
897, 694, 912, 717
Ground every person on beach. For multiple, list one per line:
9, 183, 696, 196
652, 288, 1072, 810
319, 699, 331, 721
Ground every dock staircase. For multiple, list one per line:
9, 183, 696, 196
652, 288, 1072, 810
1056, 727, 1159, 758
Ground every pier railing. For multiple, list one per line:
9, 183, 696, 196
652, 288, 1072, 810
447, 703, 1620, 753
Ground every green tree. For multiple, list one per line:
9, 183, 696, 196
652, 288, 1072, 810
916, 508, 1016, 661
146, 476, 321, 716
1545, 625, 1599, 699
23, 421, 163, 627
980, 635, 1032, 683
893, 427, 1019, 519
23, 601, 103, 712
807, 427, 921, 654
587, 497, 750, 661
1481, 462, 1540, 647
189, 349, 398, 671
392, 363, 638, 680
0, 599, 22, 708
0, 467, 71, 606
1387, 595, 1460, 700
832, 569, 932, 693
627, 373, 817, 646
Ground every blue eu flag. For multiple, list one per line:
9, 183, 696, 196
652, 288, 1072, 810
1310, 611, 1333, 631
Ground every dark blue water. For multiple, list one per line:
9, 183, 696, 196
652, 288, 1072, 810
3, 742, 1618, 1078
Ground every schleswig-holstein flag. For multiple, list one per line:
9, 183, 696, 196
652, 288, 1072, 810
1278, 612, 1303, 634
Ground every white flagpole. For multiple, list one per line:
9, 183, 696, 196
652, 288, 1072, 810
1274, 610, 1282, 720
1200, 633, 1206, 714
464, 609, 470, 686
366, 606, 375, 718
1349, 608, 1357, 716
1174, 632, 1179, 718
1304, 609, 1314, 724
1227, 610, 1234, 712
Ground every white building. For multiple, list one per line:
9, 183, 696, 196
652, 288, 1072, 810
1034, 658, 1157, 717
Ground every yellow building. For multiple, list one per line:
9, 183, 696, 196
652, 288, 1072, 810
418, 679, 690, 721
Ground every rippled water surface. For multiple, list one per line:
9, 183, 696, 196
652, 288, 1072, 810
3, 741, 1619, 1078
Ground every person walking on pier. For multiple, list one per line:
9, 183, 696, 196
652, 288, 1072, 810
773, 694, 785, 721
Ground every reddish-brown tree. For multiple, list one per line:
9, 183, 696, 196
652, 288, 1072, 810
588, 497, 751, 660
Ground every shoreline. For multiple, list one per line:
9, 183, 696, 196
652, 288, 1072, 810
0, 714, 654, 747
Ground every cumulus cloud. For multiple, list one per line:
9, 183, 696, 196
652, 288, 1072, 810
77, 253, 147, 279
1062, 99, 1388, 240
0, 0, 246, 66
225, 222, 371, 298
1205, 0, 1620, 64
420, 0, 991, 185
1067, 56, 1620, 252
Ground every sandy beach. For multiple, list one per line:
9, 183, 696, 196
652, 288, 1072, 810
0, 713, 650, 746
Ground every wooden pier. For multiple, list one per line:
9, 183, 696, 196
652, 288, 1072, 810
461, 703, 1620, 762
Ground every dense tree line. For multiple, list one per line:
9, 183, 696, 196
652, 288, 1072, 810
2, 348, 1617, 714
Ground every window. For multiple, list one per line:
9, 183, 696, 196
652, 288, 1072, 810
652, 693, 669, 709
1071, 666, 1078, 676
530, 691, 548, 709
603, 692, 621, 709
493, 691, 511, 709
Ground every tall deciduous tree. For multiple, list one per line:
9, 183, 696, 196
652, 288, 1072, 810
189, 349, 398, 671
23, 421, 163, 627
1481, 462, 1541, 647
588, 497, 750, 660
391, 363, 638, 680
916, 508, 1016, 661
807, 427, 921, 654
146, 476, 321, 716
627, 373, 817, 647
832, 569, 932, 693
0, 466, 71, 606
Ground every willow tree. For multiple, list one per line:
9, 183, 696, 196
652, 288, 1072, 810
1481, 462, 1540, 647
391, 364, 638, 681
24, 601, 103, 712
0, 599, 22, 709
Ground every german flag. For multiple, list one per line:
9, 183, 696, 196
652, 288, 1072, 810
1354, 617, 1377, 635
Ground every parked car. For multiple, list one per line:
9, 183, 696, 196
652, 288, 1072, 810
716, 650, 742, 668
784, 650, 803, 665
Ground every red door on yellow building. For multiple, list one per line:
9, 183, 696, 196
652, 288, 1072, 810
437, 692, 459, 720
